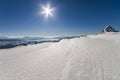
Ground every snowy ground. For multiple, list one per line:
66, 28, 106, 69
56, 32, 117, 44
0, 32, 120, 80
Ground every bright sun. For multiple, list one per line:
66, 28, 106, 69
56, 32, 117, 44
41, 3, 55, 19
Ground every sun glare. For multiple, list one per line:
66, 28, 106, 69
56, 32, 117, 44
41, 3, 55, 19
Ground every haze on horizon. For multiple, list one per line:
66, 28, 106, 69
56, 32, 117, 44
0, 0, 120, 37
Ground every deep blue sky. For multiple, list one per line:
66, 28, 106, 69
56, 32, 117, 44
0, 0, 120, 36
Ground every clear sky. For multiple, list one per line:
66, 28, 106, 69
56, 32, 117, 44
0, 0, 120, 36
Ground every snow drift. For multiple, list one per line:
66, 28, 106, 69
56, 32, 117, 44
0, 32, 120, 80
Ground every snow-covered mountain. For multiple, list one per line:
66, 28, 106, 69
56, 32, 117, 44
0, 32, 120, 80
100, 26, 119, 34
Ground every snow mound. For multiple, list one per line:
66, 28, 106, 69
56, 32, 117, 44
0, 32, 120, 80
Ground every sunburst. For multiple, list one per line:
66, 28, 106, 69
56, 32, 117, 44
41, 3, 55, 19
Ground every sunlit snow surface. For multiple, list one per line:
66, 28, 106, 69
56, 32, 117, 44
0, 32, 120, 80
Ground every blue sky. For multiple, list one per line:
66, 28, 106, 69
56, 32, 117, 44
0, 0, 120, 36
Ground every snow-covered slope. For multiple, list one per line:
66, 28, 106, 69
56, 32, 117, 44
0, 32, 120, 80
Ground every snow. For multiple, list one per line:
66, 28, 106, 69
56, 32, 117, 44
0, 32, 120, 80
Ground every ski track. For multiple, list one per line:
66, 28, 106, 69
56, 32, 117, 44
0, 33, 120, 80
62, 33, 120, 80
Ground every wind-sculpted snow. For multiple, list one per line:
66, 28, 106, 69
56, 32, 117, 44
0, 32, 120, 80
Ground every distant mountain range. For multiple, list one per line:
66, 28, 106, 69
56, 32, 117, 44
0, 36, 9, 39
0, 35, 84, 49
